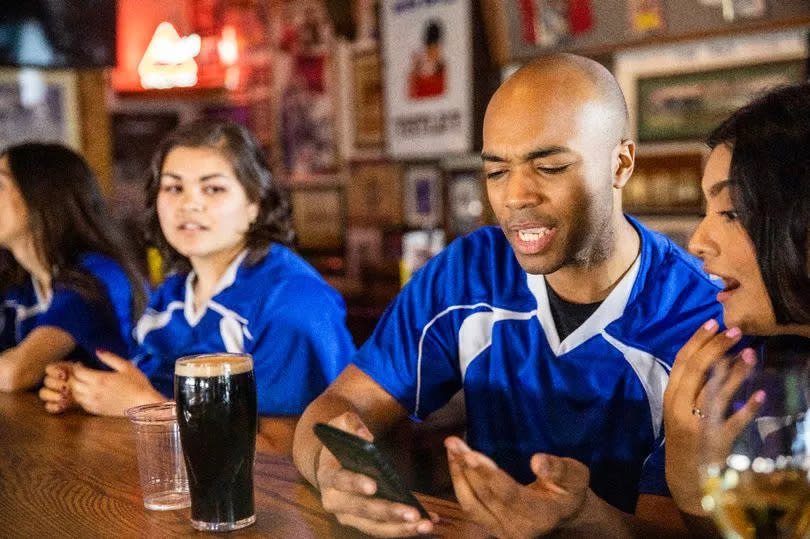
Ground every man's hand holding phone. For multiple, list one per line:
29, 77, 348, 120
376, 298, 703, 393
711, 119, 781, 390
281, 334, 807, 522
314, 412, 437, 537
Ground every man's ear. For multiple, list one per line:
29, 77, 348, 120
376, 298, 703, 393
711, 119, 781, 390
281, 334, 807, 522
612, 139, 635, 190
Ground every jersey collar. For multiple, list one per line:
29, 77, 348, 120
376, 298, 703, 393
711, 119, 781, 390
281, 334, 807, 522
183, 249, 248, 325
526, 243, 642, 357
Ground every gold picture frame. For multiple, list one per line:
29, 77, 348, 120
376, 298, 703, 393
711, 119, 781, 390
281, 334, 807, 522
291, 187, 344, 250
352, 50, 384, 148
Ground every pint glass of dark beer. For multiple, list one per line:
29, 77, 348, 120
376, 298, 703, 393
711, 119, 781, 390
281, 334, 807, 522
174, 353, 257, 532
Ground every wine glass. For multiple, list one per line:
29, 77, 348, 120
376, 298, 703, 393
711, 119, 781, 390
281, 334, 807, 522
699, 347, 810, 539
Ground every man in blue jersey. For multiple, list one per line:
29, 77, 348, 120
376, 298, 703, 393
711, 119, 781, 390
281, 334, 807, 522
293, 53, 721, 537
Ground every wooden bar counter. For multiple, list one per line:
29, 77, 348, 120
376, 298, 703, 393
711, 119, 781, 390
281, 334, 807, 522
0, 393, 487, 537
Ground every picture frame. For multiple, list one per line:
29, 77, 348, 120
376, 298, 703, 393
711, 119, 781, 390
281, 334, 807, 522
0, 68, 81, 150
352, 50, 384, 148
624, 151, 706, 214
345, 226, 384, 281
291, 187, 344, 250
381, 0, 474, 158
346, 162, 403, 225
445, 170, 485, 238
403, 165, 443, 228
636, 59, 805, 142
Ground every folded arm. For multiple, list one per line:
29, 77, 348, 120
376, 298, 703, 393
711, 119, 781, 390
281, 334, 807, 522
0, 326, 75, 392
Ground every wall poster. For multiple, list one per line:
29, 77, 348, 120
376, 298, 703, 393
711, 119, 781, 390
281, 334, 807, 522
381, 0, 473, 158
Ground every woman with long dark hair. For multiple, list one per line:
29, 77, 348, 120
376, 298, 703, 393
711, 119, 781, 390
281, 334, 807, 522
0, 143, 147, 391
662, 83, 810, 532
40, 121, 354, 453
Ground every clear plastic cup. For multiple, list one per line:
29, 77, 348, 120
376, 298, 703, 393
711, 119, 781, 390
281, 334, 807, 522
126, 401, 190, 511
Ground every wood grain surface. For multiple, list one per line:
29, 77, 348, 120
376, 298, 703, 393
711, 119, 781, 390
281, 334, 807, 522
0, 393, 487, 538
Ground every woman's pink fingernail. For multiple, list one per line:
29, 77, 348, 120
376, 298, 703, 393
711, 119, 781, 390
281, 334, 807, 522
754, 390, 766, 403
741, 348, 756, 365
703, 319, 718, 332
725, 327, 741, 339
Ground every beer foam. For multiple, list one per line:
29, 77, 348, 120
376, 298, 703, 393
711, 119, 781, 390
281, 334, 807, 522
175, 354, 253, 377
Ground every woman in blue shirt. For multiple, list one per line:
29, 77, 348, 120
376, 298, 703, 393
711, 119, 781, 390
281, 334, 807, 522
41, 121, 354, 452
0, 143, 147, 391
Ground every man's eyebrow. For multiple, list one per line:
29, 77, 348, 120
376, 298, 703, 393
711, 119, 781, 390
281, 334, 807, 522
708, 179, 731, 198
481, 152, 505, 163
524, 147, 568, 160
481, 146, 570, 163
158, 173, 229, 181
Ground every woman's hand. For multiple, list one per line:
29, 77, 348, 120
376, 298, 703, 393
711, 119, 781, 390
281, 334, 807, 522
69, 350, 165, 417
38, 362, 77, 413
663, 320, 763, 515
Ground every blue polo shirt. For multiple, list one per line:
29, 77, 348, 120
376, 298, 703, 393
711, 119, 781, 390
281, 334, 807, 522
352, 217, 722, 512
0, 253, 137, 368
134, 245, 355, 416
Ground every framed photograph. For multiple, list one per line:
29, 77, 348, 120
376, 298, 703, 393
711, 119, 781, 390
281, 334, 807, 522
638, 215, 700, 250
403, 165, 443, 228
636, 59, 805, 142
347, 162, 403, 225
381, 0, 474, 158
291, 187, 344, 250
0, 69, 81, 150
345, 227, 383, 281
352, 50, 384, 148
624, 151, 705, 214
446, 170, 485, 237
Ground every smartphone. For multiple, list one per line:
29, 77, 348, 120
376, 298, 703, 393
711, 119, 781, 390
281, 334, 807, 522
313, 422, 430, 519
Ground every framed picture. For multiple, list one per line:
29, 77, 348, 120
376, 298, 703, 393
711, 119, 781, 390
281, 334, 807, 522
268, 0, 338, 183
638, 215, 700, 250
345, 227, 383, 281
403, 165, 443, 228
381, 0, 474, 158
624, 151, 705, 214
291, 187, 344, 249
0, 69, 81, 150
347, 162, 403, 225
446, 170, 485, 237
636, 59, 805, 142
352, 50, 384, 148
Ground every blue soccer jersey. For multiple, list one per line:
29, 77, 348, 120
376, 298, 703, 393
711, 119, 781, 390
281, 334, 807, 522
352, 216, 723, 512
134, 245, 355, 416
0, 253, 138, 368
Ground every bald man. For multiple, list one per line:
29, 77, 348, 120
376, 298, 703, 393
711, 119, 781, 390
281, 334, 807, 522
293, 54, 722, 537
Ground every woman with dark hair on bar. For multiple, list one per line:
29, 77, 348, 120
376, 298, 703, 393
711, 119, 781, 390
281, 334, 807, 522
662, 83, 810, 535
40, 120, 354, 452
0, 143, 147, 391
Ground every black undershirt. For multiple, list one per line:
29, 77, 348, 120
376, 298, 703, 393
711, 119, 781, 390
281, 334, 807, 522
545, 282, 602, 341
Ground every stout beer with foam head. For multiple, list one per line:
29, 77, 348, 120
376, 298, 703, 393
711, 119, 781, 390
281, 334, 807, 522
175, 353, 257, 532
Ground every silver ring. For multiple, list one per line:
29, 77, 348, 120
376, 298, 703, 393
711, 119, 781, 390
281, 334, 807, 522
692, 406, 706, 419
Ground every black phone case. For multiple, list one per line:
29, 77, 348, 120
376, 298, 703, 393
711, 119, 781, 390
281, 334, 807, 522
313, 423, 430, 519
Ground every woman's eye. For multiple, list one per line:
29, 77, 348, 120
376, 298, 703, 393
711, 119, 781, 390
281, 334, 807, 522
718, 210, 739, 222
203, 185, 226, 194
161, 185, 181, 193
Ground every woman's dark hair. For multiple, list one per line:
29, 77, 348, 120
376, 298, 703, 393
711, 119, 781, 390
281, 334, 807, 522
707, 83, 810, 324
424, 20, 442, 46
0, 143, 147, 319
146, 119, 294, 274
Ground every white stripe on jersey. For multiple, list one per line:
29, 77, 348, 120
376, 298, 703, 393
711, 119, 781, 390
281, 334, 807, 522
601, 331, 669, 439
135, 301, 184, 343
415, 302, 494, 417
458, 307, 536, 380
